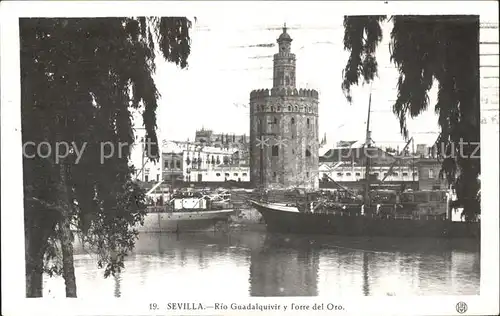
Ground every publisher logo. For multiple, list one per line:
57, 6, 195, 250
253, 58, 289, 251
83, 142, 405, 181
456, 301, 468, 314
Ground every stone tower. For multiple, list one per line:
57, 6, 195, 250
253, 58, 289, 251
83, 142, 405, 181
249, 24, 319, 190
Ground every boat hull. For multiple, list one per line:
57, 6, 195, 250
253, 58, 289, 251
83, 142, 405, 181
136, 209, 234, 233
249, 200, 479, 239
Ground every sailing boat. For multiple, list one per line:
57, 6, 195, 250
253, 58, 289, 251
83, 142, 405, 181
248, 90, 480, 238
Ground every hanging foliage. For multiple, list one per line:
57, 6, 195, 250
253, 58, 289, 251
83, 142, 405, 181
21, 17, 192, 296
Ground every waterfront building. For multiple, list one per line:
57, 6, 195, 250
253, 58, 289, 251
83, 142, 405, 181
416, 158, 448, 190
189, 164, 250, 183
318, 142, 448, 191
161, 140, 249, 184
249, 24, 320, 190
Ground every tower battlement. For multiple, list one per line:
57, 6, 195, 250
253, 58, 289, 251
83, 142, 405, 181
250, 88, 319, 100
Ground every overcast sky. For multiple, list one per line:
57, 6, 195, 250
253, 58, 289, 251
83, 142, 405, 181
146, 13, 498, 149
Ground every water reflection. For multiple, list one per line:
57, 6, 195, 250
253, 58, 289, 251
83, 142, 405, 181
43, 232, 480, 298
249, 234, 319, 296
362, 252, 370, 296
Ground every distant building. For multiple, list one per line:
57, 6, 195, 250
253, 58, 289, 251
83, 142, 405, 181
320, 146, 398, 167
190, 164, 250, 183
319, 145, 418, 190
416, 144, 428, 158
417, 158, 448, 190
161, 142, 185, 184
249, 24, 319, 190
194, 127, 248, 149
161, 140, 249, 184
336, 140, 359, 148
318, 143, 447, 191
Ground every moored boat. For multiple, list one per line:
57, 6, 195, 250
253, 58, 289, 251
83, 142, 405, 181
248, 193, 480, 238
137, 190, 235, 233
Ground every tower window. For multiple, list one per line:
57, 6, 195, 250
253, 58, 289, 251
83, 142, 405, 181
305, 149, 311, 157
291, 117, 295, 124
272, 145, 279, 156
273, 117, 278, 124
278, 71, 284, 85
277, 106, 281, 111
429, 169, 434, 178
307, 118, 310, 126
270, 106, 274, 112
295, 106, 298, 111
288, 106, 291, 111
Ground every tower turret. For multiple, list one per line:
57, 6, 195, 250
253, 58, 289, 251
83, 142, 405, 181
273, 23, 296, 88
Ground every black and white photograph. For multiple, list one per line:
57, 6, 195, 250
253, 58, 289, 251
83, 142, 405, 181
1, 1, 499, 315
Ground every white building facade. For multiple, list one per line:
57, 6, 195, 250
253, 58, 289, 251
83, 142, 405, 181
318, 162, 418, 183
162, 140, 250, 183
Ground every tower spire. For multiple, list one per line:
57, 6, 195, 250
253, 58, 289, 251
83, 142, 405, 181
274, 22, 295, 88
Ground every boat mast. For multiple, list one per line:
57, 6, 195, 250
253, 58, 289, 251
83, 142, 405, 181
260, 118, 264, 189
141, 137, 145, 181
364, 86, 373, 207
412, 138, 415, 183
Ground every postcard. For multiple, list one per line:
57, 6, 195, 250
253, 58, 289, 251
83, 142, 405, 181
1, 1, 498, 315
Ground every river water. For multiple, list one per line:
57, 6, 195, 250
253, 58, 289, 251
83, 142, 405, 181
43, 229, 480, 298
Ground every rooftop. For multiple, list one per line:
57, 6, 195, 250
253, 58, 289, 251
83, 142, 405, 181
277, 23, 292, 42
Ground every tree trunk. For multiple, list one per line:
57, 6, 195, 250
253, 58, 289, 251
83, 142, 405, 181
24, 208, 56, 297
58, 162, 77, 297
25, 219, 44, 297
